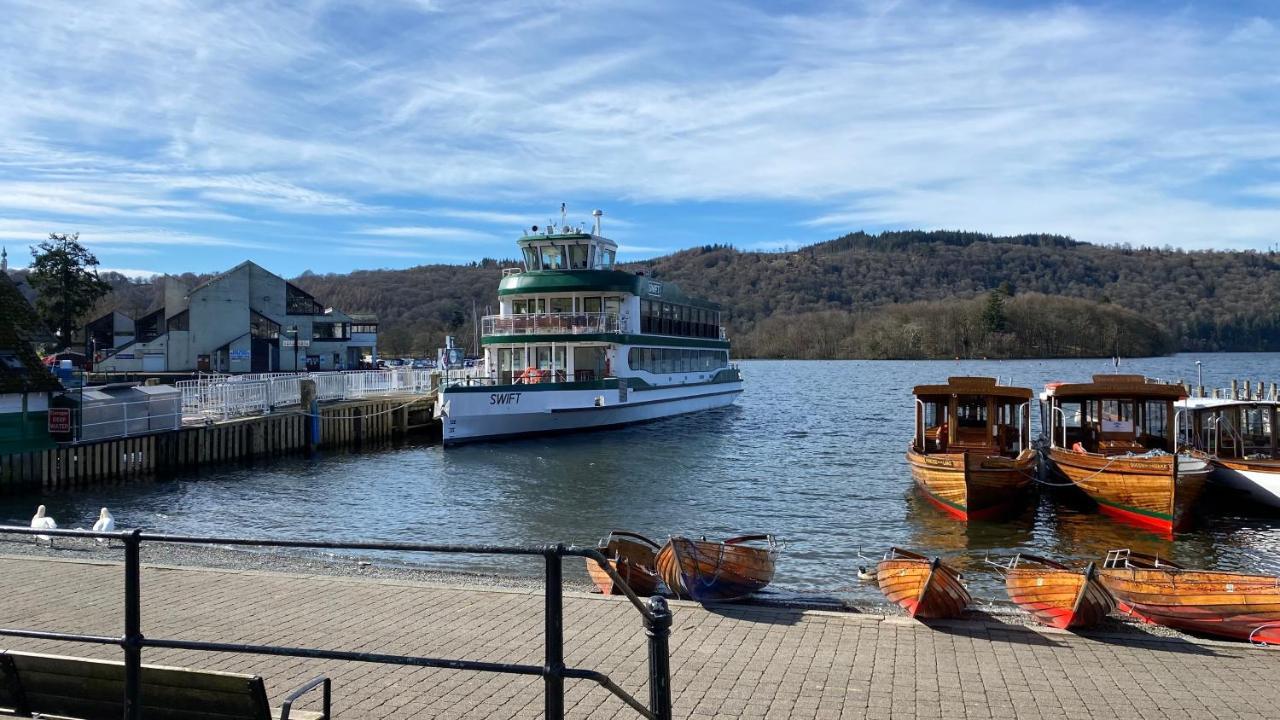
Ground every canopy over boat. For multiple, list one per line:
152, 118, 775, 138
1040, 374, 1187, 401
912, 376, 1032, 401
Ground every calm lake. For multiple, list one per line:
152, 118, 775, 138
4, 354, 1279, 604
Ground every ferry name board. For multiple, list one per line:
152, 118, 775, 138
646, 281, 663, 296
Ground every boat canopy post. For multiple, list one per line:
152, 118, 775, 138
914, 398, 925, 452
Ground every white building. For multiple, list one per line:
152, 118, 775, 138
96, 261, 377, 373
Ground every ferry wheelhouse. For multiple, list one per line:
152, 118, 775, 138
437, 211, 743, 444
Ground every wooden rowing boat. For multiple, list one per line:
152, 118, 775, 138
875, 547, 970, 619
909, 377, 1035, 521
655, 534, 778, 602
1041, 375, 1211, 534
584, 530, 661, 597
1099, 549, 1280, 643
1001, 554, 1113, 630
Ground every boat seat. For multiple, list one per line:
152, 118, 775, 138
0, 650, 328, 720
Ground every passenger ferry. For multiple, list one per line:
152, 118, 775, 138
436, 210, 743, 444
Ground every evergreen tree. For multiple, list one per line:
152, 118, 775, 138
982, 288, 1008, 334
27, 233, 111, 346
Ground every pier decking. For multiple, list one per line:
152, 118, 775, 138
0, 555, 1275, 719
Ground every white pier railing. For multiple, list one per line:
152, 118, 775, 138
176, 369, 435, 422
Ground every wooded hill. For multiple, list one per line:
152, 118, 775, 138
63, 229, 1280, 360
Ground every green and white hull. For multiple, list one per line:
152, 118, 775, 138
439, 371, 743, 445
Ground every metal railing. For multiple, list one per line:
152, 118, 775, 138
0, 526, 673, 720
176, 369, 435, 421
482, 312, 620, 337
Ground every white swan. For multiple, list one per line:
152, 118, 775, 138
30, 505, 57, 546
92, 508, 115, 546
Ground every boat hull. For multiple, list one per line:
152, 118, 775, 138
876, 550, 971, 619
1046, 448, 1210, 533
439, 377, 743, 444
656, 537, 776, 602
906, 447, 1035, 521
586, 532, 661, 597
1211, 459, 1280, 509
1099, 566, 1280, 642
1005, 560, 1113, 630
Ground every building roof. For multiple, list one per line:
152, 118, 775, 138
0, 272, 62, 393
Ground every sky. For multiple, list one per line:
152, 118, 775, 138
0, 0, 1277, 278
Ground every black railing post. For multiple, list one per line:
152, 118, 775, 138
122, 529, 143, 720
544, 545, 565, 720
644, 596, 673, 720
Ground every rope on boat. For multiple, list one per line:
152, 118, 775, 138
1249, 623, 1279, 647
1030, 455, 1123, 487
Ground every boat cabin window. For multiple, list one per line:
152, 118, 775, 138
628, 348, 728, 374
1239, 406, 1274, 456
582, 297, 602, 313
522, 247, 540, 270
1100, 400, 1134, 434
918, 399, 948, 452
540, 245, 565, 270
1139, 400, 1169, 449
595, 248, 616, 269
568, 244, 589, 269
549, 297, 572, 314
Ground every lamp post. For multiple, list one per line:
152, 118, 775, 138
1195, 360, 1202, 394
289, 325, 300, 372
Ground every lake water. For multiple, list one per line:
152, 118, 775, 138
4, 354, 1279, 605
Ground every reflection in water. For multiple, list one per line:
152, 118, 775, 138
1, 355, 1278, 604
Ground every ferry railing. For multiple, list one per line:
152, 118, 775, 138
0, 526, 674, 720
482, 312, 619, 337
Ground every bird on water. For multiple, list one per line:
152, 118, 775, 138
92, 508, 115, 546
30, 505, 57, 546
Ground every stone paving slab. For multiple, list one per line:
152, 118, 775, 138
0, 555, 1276, 719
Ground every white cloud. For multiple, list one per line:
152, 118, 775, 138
98, 267, 162, 279
0, 0, 1275, 258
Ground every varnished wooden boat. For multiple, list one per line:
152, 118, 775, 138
1001, 554, 1113, 630
1099, 549, 1280, 643
655, 534, 778, 602
909, 377, 1035, 521
1041, 375, 1211, 534
585, 530, 661, 597
875, 547, 970, 619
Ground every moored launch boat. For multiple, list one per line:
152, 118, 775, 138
1181, 397, 1280, 509
585, 530, 662, 596
1099, 549, 1280, 644
1040, 375, 1211, 534
655, 534, 778, 602
1000, 554, 1113, 630
908, 377, 1036, 521
875, 547, 970, 619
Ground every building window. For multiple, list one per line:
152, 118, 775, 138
351, 323, 377, 334
166, 310, 189, 332
313, 322, 348, 340
286, 283, 323, 315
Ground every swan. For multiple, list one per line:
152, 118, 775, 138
30, 505, 57, 546
856, 566, 876, 582
92, 508, 115, 546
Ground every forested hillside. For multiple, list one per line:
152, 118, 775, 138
62, 229, 1280, 359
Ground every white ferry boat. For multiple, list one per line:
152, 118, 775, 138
436, 210, 743, 444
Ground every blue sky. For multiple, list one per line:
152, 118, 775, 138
0, 0, 1277, 278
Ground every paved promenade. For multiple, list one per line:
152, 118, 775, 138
0, 555, 1276, 719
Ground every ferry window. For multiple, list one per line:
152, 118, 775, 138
550, 297, 572, 314
498, 348, 516, 384
1241, 407, 1271, 452
604, 297, 620, 317
598, 249, 616, 268
956, 396, 987, 428
1141, 401, 1168, 441
568, 244, 589, 269
540, 245, 564, 270
536, 346, 552, 370
640, 300, 652, 332
522, 247, 540, 270
513, 299, 527, 314
530, 298, 546, 314
1101, 400, 1134, 434
555, 345, 566, 375
661, 303, 674, 334
583, 297, 602, 314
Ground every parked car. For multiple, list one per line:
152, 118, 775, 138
411, 359, 432, 369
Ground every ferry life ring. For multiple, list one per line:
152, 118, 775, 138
517, 367, 538, 384
527, 368, 549, 384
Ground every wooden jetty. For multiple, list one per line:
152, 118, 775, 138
0, 394, 436, 493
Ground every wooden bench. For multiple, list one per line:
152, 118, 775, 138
0, 650, 329, 720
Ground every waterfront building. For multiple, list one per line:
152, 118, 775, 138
0, 272, 61, 453
84, 310, 135, 363
94, 261, 378, 373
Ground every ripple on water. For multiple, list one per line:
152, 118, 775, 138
2, 356, 1279, 603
